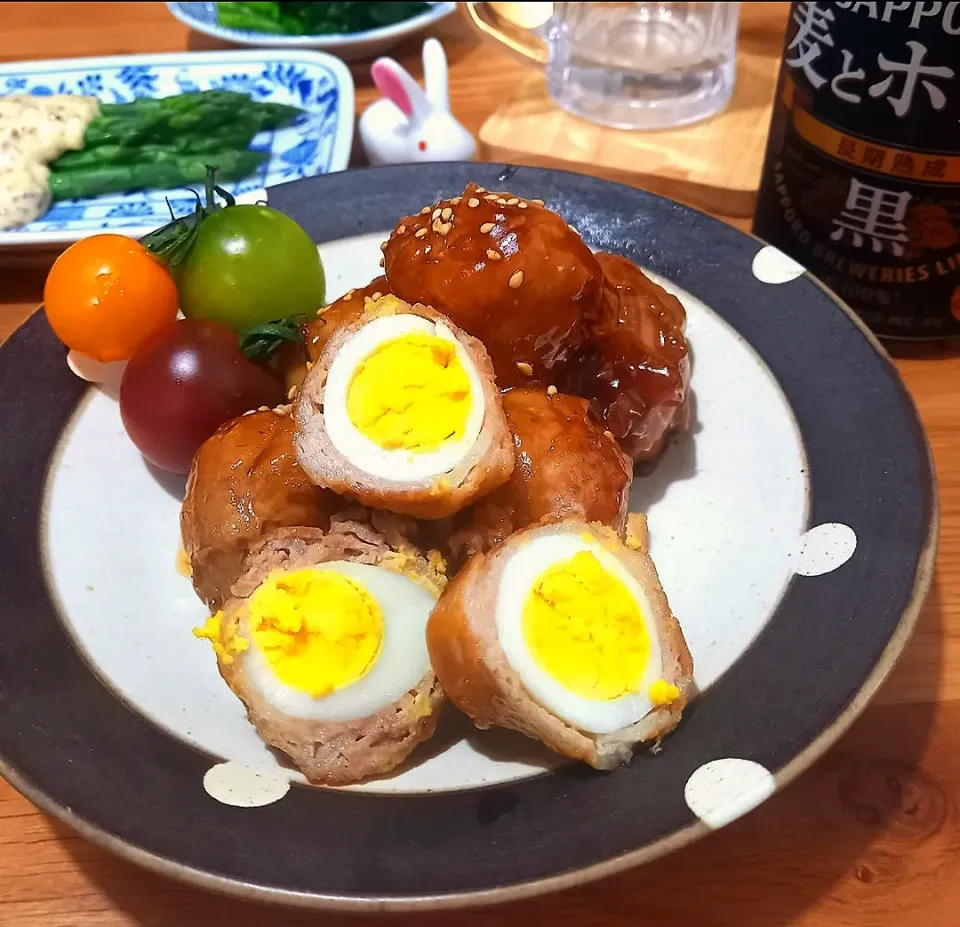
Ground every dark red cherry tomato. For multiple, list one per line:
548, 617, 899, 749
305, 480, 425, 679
120, 319, 284, 473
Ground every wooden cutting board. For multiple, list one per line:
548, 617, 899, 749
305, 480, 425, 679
479, 48, 781, 217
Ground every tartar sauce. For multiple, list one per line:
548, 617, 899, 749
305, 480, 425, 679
0, 95, 99, 231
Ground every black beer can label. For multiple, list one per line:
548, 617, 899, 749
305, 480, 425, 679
753, 1, 960, 339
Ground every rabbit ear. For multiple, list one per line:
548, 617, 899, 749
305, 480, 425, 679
371, 58, 432, 124
421, 38, 449, 112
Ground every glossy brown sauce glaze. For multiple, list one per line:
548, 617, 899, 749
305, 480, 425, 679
560, 252, 689, 463
383, 182, 602, 389
181, 409, 339, 608
447, 387, 632, 564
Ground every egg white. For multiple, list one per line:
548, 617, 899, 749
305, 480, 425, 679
323, 314, 486, 482
239, 560, 436, 722
496, 533, 665, 734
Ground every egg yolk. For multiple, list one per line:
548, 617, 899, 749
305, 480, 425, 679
247, 568, 384, 697
522, 551, 651, 700
649, 679, 680, 706
347, 332, 471, 452
193, 611, 249, 665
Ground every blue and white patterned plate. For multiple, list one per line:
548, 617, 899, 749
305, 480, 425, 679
167, 2, 456, 59
0, 50, 354, 248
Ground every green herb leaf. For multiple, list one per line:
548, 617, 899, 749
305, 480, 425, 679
238, 315, 308, 362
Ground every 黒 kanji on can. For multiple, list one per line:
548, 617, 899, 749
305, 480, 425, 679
753, 1, 960, 339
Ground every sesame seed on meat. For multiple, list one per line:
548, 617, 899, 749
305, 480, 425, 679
479, 222, 494, 233
509, 270, 524, 288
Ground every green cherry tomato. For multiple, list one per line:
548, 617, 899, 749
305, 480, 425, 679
177, 204, 325, 331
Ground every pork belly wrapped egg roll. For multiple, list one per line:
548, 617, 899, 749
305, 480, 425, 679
427, 520, 693, 769
295, 294, 514, 520
181, 409, 340, 610
194, 520, 446, 786
448, 387, 633, 565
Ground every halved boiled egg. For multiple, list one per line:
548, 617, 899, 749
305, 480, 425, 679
195, 524, 445, 786
324, 312, 485, 482
295, 295, 514, 520
427, 520, 693, 769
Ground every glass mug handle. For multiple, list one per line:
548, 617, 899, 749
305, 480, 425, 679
461, 2, 554, 66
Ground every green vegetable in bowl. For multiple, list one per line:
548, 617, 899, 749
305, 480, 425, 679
215, 1, 431, 36
142, 169, 325, 333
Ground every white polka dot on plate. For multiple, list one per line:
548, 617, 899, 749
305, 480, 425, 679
684, 758, 776, 829
203, 762, 291, 808
751, 246, 805, 284
790, 523, 857, 576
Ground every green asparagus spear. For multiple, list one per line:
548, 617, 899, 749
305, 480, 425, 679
99, 90, 248, 118
53, 112, 272, 170
53, 136, 264, 171
81, 92, 302, 148
48, 150, 269, 200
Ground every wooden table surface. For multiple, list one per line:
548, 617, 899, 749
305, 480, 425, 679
1, 4, 958, 925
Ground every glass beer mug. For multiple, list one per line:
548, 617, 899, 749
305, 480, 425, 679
463, 2, 741, 130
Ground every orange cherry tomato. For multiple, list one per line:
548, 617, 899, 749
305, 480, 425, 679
43, 234, 179, 363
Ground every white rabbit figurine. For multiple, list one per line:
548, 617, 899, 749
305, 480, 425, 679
359, 38, 476, 166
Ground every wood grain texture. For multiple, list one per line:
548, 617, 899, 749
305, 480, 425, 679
1, 3, 958, 925
479, 63, 780, 217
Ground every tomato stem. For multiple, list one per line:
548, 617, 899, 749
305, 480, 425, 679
142, 166, 232, 268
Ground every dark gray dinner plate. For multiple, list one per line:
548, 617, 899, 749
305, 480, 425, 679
0, 163, 936, 910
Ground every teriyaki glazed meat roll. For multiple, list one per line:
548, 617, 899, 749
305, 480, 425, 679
427, 519, 693, 769
294, 294, 514, 520
194, 519, 447, 785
